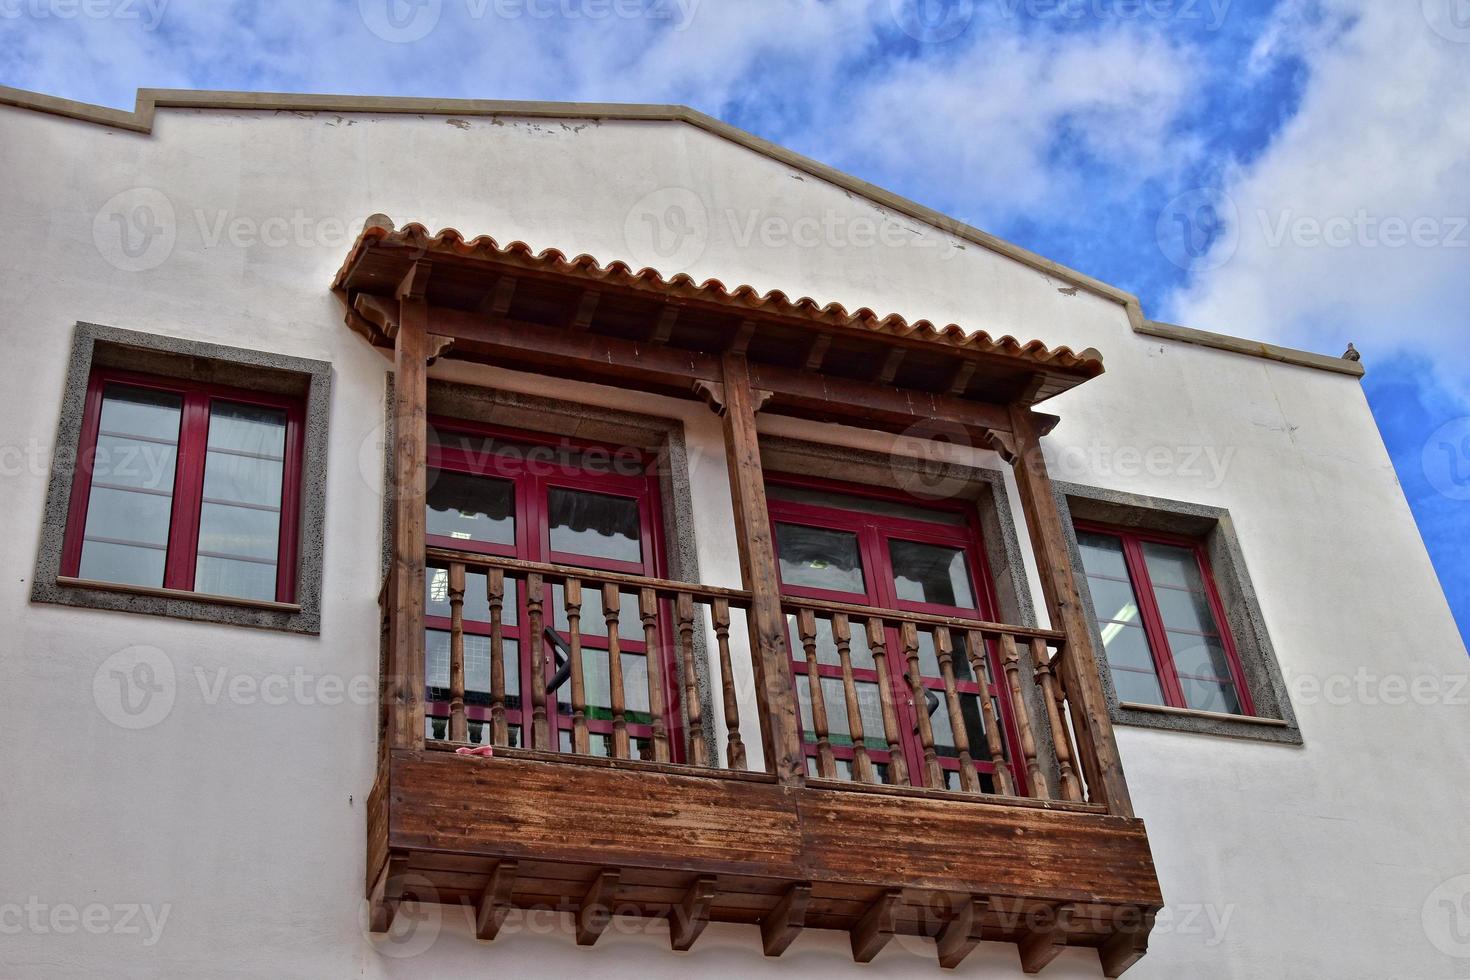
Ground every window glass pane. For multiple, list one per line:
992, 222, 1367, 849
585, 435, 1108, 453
1153, 585, 1219, 636
775, 523, 865, 594
1168, 633, 1235, 684
931, 692, 986, 761
1180, 675, 1242, 715
563, 648, 651, 721
426, 469, 515, 546
202, 453, 283, 508
195, 402, 287, 600
1076, 531, 1130, 579
547, 488, 641, 563
430, 430, 647, 479
854, 681, 887, 751
1141, 542, 1205, 591
195, 556, 276, 601
1112, 667, 1166, 706
552, 585, 641, 641
766, 483, 967, 526
889, 540, 976, 609
207, 401, 287, 456
1098, 623, 1156, 672
79, 386, 183, 588
787, 614, 875, 670
197, 501, 280, 561
427, 630, 520, 701
425, 567, 518, 625
1087, 576, 1144, 627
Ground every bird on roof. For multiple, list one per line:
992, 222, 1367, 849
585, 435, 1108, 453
1343, 343, 1361, 362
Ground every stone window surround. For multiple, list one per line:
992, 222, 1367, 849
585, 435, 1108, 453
1053, 481, 1303, 745
31, 322, 332, 634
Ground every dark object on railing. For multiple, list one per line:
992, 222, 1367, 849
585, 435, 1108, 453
542, 627, 573, 695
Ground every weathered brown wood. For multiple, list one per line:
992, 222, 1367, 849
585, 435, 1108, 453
1000, 633, 1048, 799
935, 627, 980, 793
669, 876, 717, 951
447, 563, 467, 744
1032, 638, 1082, 803
865, 617, 909, 787
387, 261, 433, 750
565, 579, 589, 756
427, 547, 751, 607
797, 609, 837, 779
936, 897, 988, 969
711, 598, 747, 770
603, 584, 631, 760
718, 351, 804, 784
851, 891, 901, 962
640, 588, 672, 764
876, 347, 906, 385
947, 360, 977, 396
1099, 912, 1154, 977
485, 275, 517, 316
675, 592, 708, 766
782, 593, 1064, 642
1009, 406, 1132, 816
902, 622, 945, 789
487, 569, 509, 746
367, 852, 409, 934
760, 882, 812, 957
474, 859, 519, 941
571, 289, 601, 330
651, 306, 680, 343
965, 630, 1015, 797
576, 870, 622, 946
1018, 903, 1075, 974
803, 333, 831, 371
526, 572, 549, 750
831, 614, 875, 784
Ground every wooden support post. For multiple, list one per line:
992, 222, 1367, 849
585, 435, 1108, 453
851, 890, 902, 963
565, 579, 589, 755
526, 572, 549, 750
474, 860, 519, 941
669, 876, 717, 951
367, 852, 409, 934
388, 260, 434, 750
1018, 902, 1075, 974
1099, 911, 1155, 978
715, 351, 804, 785
1008, 406, 1133, 817
447, 563, 467, 743
576, 870, 621, 947
936, 897, 989, 970
712, 598, 748, 769
761, 882, 812, 957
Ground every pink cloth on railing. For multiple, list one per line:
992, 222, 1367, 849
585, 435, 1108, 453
455, 745, 495, 757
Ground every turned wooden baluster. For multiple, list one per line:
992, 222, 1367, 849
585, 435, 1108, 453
602, 584, 630, 759
1000, 632, 1047, 799
865, 617, 909, 787
935, 627, 980, 793
564, 579, 589, 756
526, 572, 550, 750
487, 569, 509, 747
447, 563, 468, 743
964, 630, 1014, 796
796, 609, 836, 778
712, 598, 747, 770
1032, 637, 1083, 803
831, 614, 875, 784
639, 588, 671, 763
675, 593, 708, 767
901, 622, 945, 789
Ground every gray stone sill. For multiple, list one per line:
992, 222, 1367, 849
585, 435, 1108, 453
57, 576, 303, 614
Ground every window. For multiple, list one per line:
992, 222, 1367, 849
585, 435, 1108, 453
1075, 524, 1254, 717
423, 422, 675, 756
767, 479, 1025, 792
60, 370, 304, 604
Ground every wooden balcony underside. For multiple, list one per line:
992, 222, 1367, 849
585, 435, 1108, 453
370, 749, 1162, 972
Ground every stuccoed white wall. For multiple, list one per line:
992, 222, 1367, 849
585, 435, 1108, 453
0, 103, 1465, 980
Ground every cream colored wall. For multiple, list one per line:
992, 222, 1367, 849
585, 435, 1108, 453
0, 102, 1465, 980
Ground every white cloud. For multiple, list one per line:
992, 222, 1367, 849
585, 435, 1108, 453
1166, 1, 1470, 398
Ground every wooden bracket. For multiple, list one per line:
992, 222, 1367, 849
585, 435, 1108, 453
651, 306, 680, 343
396, 260, 433, 302
1099, 911, 1155, 977
484, 275, 518, 317
760, 882, 812, 957
427, 333, 455, 365
850, 890, 902, 963
367, 852, 409, 934
936, 896, 989, 969
669, 876, 717, 951
570, 290, 601, 330
947, 359, 977, 396
803, 333, 831, 371
1018, 902, 1075, 974
983, 428, 1019, 464
474, 860, 519, 941
876, 347, 907, 386
693, 379, 773, 416
354, 293, 400, 338
576, 870, 621, 947
729, 319, 757, 354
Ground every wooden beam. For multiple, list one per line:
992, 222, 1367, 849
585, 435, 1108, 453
1008, 407, 1132, 817
850, 890, 902, 963
366, 853, 409, 934
474, 860, 518, 941
484, 275, 518, 316
669, 876, 717, 951
803, 333, 831, 371
947, 359, 977, 396
576, 870, 621, 947
718, 352, 805, 785
651, 305, 680, 343
935, 897, 988, 969
571, 289, 601, 330
1099, 912, 1154, 978
760, 882, 812, 957
387, 262, 432, 751
1018, 903, 1074, 974
876, 347, 906, 385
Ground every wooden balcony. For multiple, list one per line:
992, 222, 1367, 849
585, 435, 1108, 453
366, 553, 1163, 974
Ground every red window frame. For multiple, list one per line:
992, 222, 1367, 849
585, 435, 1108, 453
61, 368, 305, 603
1075, 522, 1255, 717
766, 474, 1029, 793
424, 419, 681, 757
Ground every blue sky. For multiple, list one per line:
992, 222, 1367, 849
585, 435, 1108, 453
3, 0, 1466, 646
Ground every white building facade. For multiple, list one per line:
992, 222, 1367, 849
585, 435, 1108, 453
0, 87, 1467, 979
